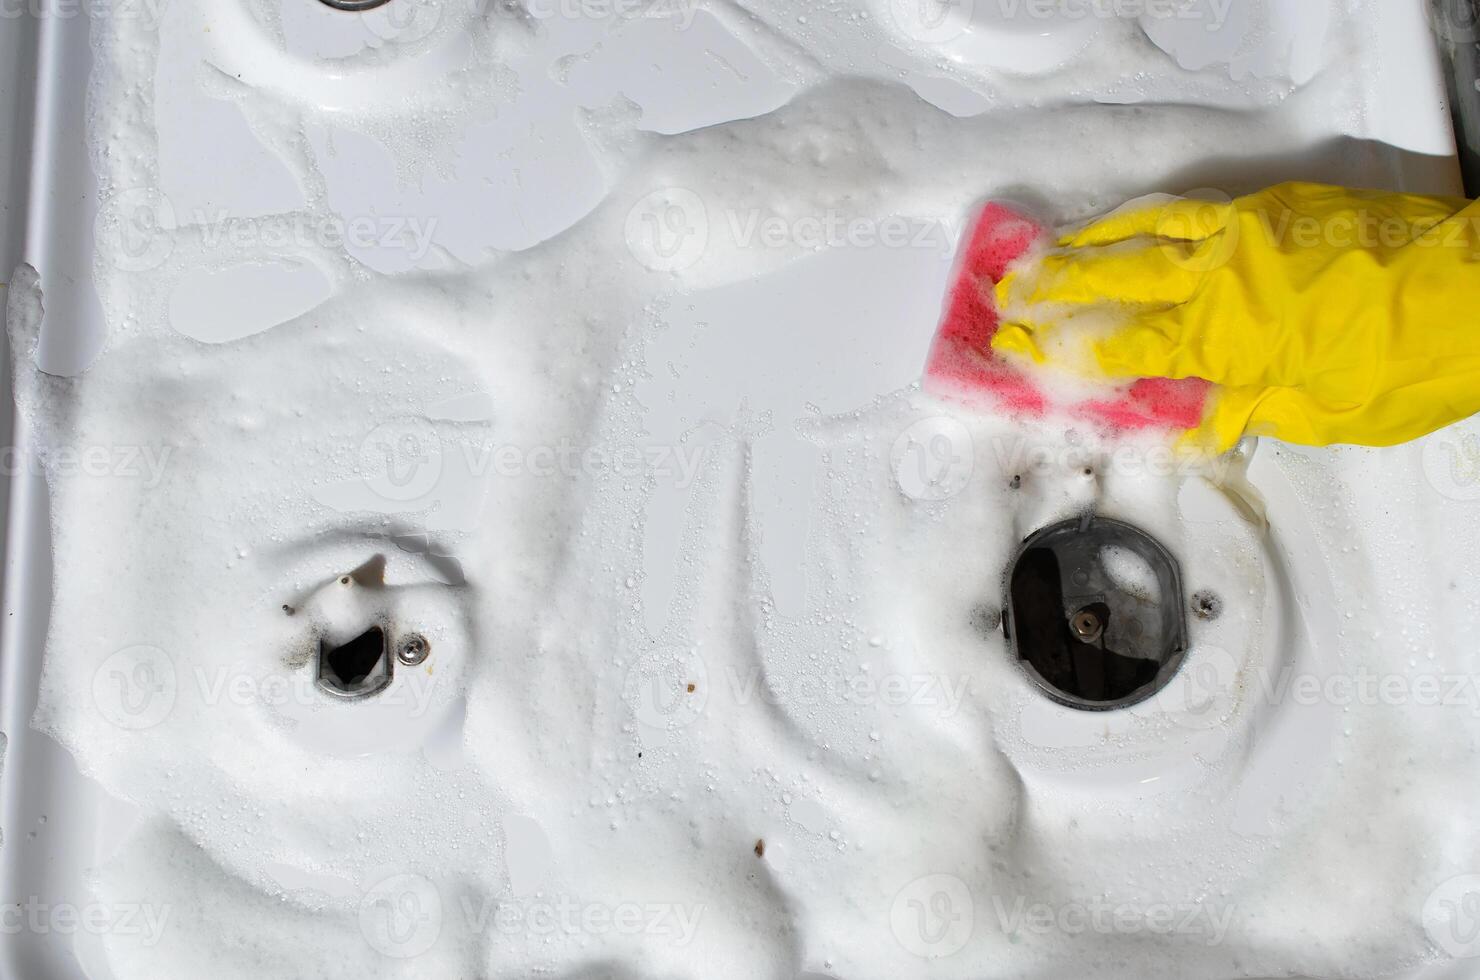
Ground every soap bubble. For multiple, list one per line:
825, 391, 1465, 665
95, 188, 177, 273
91, 645, 177, 730
891, 417, 975, 501
359, 873, 443, 958
1424, 874, 1480, 958
624, 187, 710, 273
890, 873, 974, 958
1421, 426, 1480, 502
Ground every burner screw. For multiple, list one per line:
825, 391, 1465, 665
1070, 608, 1104, 643
397, 634, 430, 666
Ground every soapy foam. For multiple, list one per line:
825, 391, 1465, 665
10, 0, 1480, 977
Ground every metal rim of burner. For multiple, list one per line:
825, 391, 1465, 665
1004, 513, 1189, 712
316, 0, 395, 11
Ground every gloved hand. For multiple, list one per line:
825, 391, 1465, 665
991, 182, 1480, 452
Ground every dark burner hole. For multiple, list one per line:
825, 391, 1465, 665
1011, 550, 1159, 705
1004, 516, 1188, 711
318, 625, 391, 698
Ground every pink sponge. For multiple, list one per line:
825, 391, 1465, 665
924, 202, 1209, 433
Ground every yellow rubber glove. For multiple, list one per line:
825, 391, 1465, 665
992, 182, 1480, 452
